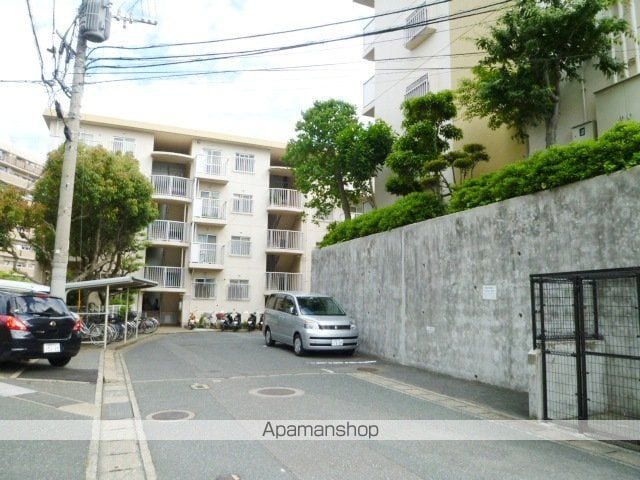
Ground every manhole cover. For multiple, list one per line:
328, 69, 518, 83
249, 387, 304, 398
147, 410, 195, 421
357, 367, 378, 373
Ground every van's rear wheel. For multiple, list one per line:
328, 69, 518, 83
293, 334, 305, 356
265, 328, 275, 346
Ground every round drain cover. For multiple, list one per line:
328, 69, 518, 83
147, 410, 195, 421
249, 387, 304, 398
357, 367, 378, 373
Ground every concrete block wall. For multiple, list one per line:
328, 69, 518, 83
311, 166, 640, 391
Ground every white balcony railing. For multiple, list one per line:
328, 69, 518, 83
195, 155, 228, 178
147, 220, 187, 243
151, 175, 191, 198
363, 75, 375, 111
144, 266, 184, 289
193, 198, 227, 221
268, 188, 302, 210
266, 272, 303, 292
190, 243, 224, 265
363, 18, 375, 57
267, 229, 303, 251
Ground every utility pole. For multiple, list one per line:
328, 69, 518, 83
49, 0, 110, 297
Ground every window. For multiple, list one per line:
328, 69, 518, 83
227, 280, 249, 300
234, 152, 255, 173
232, 194, 253, 214
203, 149, 223, 176
79, 132, 94, 145
405, 74, 429, 100
194, 278, 216, 299
113, 136, 135, 154
230, 236, 251, 256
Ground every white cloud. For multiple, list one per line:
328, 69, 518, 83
0, 0, 373, 162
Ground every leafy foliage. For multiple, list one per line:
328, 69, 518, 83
457, 0, 628, 147
449, 121, 640, 212
385, 91, 463, 196
319, 192, 445, 247
284, 99, 394, 220
31, 144, 158, 281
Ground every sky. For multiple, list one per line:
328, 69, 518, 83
0, 0, 374, 163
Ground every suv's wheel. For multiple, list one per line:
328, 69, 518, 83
48, 356, 71, 367
293, 334, 305, 356
265, 328, 275, 346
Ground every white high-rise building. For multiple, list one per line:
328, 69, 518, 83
45, 113, 331, 326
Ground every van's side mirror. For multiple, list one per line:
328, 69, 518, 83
288, 306, 296, 315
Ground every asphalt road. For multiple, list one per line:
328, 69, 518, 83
0, 345, 101, 480
123, 332, 640, 480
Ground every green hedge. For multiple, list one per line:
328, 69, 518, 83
319, 121, 640, 247
319, 192, 445, 247
449, 121, 640, 212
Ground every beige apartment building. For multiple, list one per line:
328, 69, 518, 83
45, 113, 330, 326
0, 142, 43, 281
356, 0, 640, 206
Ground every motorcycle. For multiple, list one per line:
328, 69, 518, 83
247, 312, 257, 332
222, 311, 241, 331
258, 312, 264, 331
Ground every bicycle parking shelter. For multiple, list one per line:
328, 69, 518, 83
65, 276, 157, 348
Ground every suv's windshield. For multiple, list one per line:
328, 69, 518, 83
11, 295, 68, 316
297, 296, 345, 316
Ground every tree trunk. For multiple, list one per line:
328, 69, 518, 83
336, 177, 351, 221
544, 66, 562, 148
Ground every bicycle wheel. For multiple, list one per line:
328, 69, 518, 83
89, 324, 105, 346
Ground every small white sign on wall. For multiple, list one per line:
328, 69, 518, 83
482, 285, 497, 300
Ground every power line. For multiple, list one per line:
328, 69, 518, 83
25, 0, 50, 87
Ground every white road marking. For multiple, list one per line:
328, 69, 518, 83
307, 360, 377, 365
0, 382, 35, 397
321, 368, 334, 374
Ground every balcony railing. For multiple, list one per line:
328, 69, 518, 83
363, 75, 375, 117
267, 229, 303, 251
195, 155, 228, 178
363, 18, 375, 58
144, 266, 184, 289
190, 243, 224, 265
151, 175, 191, 198
147, 220, 187, 243
268, 188, 302, 210
266, 272, 303, 292
193, 198, 227, 221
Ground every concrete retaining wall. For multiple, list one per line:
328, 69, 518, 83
311, 166, 640, 391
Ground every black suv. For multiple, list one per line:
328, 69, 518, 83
0, 290, 82, 367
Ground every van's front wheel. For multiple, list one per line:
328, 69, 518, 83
293, 334, 305, 356
265, 328, 275, 346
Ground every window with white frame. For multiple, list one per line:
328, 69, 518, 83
232, 194, 253, 214
113, 136, 136, 154
194, 278, 216, 299
227, 279, 249, 300
230, 236, 251, 256
234, 152, 255, 173
79, 132, 94, 145
203, 149, 223, 175
405, 74, 429, 100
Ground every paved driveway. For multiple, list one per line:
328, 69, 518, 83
123, 332, 640, 480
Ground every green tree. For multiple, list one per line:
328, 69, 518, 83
0, 184, 36, 279
458, 0, 628, 147
284, 99, 394, 221
385, 91, 463, 196
31, 144, 158, 281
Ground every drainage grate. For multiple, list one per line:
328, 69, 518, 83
249, 387, 304, 398
147, 410, 194, 421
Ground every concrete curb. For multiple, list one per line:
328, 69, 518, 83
85, 347, 105, 480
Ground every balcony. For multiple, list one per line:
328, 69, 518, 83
194, 154, 229, 184
266, 272, 303, 292
363, 18, 375, 60
143, 266, 185, 290
353, 0, 374, 7
189, 243, 225, 270
268, 188, 303, 214
151, 175, 192, 203
147, 220, 188, 245
363, 75, 375, 117
404, 5, 435, 50
266, 229, 303, 254
151, 151, 194, 165
193, 198, 227, 225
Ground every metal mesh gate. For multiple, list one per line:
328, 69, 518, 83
531, 268, 640, 423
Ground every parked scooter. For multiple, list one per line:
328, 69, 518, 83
247, 312, 257, 331
258, 312, 264, 331
222, 311, 241, 331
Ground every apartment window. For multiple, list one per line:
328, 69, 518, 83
203, 149, 223, 175
227, 280, 250, 301
79, 132, 94, 145
405, 74, 429, 100
194, 278, 216, 299
230, 236, 251, 257
113, 136, 135, 154
234, 152, 255, 173
232, 194, 253, 214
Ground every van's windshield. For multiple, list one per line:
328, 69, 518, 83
297, 296, 345, 316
